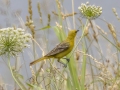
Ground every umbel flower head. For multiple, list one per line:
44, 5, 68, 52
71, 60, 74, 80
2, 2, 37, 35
78, 2, 102, 20
0, 27, 32, 56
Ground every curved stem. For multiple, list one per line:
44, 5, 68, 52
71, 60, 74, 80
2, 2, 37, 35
8, 54, 24, 90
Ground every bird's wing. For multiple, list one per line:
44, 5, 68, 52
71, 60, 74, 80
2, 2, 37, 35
45, 41, 70, 57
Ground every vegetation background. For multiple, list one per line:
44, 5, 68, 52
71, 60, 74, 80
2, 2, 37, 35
0, 0, 120, 90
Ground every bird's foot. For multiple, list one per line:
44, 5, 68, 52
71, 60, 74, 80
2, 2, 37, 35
66, 58, 70, 62
63, 64, 67, 68
58, 60, 67, 68
63, 58, 70, 62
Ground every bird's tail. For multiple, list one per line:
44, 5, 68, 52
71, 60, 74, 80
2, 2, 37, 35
30, 57, 49, 66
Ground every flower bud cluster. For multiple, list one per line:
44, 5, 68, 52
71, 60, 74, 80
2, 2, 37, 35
0, 27, 32, 56
78, 2, 102, 20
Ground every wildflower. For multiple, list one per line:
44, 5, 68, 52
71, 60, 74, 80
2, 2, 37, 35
0, 27, 32, 56
78, 2, 102, 20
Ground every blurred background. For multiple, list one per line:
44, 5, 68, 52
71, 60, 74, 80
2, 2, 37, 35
0, 0, 120, 89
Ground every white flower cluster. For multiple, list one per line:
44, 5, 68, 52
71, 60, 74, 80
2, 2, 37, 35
0, 27, 32, 56
78, 2, 102, 20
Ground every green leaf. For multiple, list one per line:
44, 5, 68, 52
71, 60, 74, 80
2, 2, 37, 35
53, 26, 66, 42
39, 26, 51, 30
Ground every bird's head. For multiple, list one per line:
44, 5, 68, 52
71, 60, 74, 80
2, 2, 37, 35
67, 30, 79, 39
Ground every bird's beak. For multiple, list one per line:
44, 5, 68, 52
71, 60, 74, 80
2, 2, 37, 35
76, 30, 79, 33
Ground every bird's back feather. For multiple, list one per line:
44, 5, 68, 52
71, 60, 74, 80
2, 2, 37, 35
45, 41, 70, 57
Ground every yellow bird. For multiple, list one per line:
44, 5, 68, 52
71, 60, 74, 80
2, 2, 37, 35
30, 30, 79, 67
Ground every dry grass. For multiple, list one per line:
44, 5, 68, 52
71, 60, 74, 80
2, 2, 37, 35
0, 0, 120, 90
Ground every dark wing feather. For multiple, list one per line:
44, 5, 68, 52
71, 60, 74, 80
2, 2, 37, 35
45, 41, 69, 57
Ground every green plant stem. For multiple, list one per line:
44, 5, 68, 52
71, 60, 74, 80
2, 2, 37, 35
68, 55, 81, 90
81, 38, 87, 90
8, 54, 25, 90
